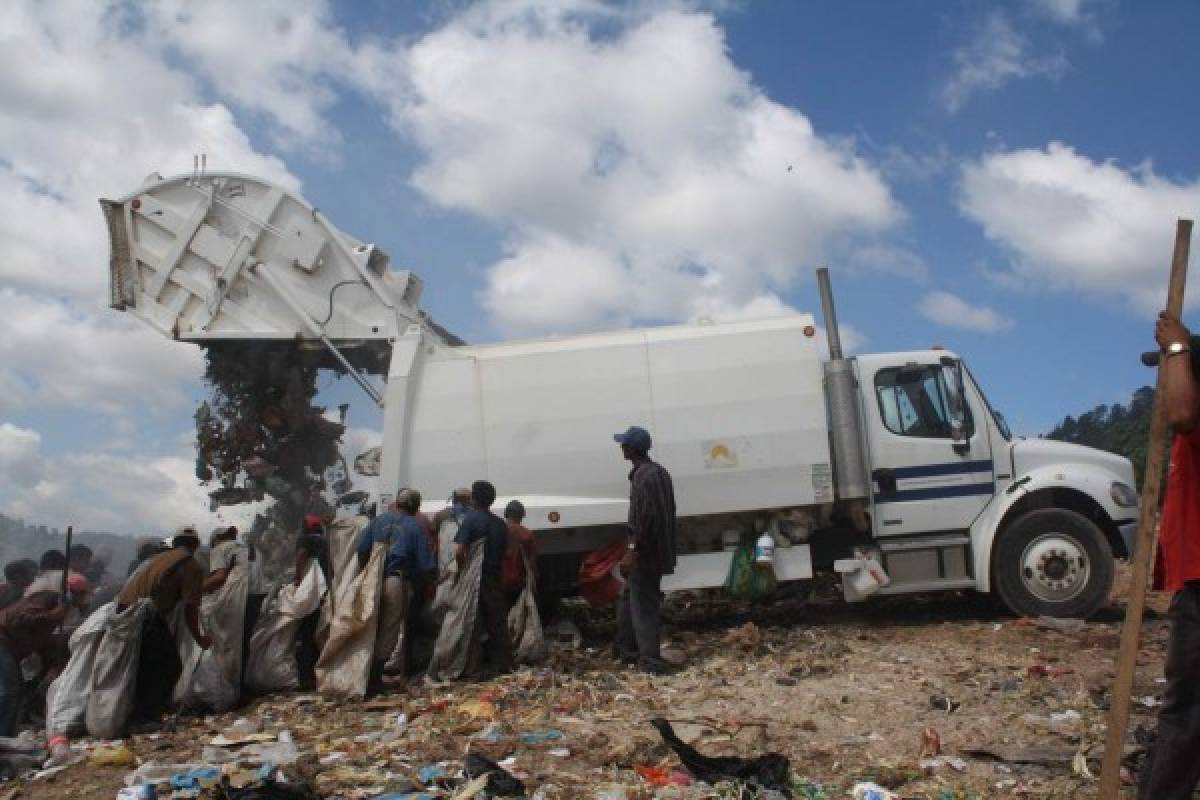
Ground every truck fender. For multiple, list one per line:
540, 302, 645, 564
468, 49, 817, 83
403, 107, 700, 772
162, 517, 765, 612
970, 463, 1133, 593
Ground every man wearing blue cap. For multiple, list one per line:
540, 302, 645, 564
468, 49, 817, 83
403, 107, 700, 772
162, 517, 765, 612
613, 425, 677, 674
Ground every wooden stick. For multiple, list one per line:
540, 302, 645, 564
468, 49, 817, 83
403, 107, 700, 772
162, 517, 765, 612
1098, 218, 1193, 799
60, 525, 73, 600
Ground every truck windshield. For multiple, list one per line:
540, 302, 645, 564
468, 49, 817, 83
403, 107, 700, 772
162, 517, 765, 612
963, 363, 1011, 441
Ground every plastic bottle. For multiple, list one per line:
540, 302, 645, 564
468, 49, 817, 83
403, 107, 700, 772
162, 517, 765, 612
754, 532, 775, 564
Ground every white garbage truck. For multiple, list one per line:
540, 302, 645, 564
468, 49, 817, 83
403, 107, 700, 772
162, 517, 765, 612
102, 170, 1139, 618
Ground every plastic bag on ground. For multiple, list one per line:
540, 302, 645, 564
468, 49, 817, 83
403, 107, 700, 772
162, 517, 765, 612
0, 730, 46, 774
426, 539, 485, 683
465, 752, 525, 797
578, 538, 626, 608
178, 549, 251, 711
507, 549, 546, 665
649, 718, 791, 794
316, 543, 385, 698
245, 561, 327, 693
45, 601, 115, 738
86, 599, 155, 739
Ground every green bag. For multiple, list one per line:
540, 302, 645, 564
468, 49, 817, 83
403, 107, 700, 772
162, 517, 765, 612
724, 544, 777, 601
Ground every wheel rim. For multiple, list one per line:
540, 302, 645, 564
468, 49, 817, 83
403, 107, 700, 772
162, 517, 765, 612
1019, 532, 1090, 604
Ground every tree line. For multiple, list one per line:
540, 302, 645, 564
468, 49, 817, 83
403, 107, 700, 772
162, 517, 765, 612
1045, 386, 1157, 488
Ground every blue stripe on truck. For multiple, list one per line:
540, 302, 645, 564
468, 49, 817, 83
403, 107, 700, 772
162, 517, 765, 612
888, 459, 993, 480
875, 482, 996, 503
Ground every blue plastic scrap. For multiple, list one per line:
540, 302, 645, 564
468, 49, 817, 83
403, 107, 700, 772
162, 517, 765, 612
417, 764, 448, 784
169, 767, 221, 790
518, 729, 563, 745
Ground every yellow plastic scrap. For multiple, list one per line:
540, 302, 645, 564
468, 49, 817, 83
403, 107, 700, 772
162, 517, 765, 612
457, 700, 498, 721
88, 744, 136, 767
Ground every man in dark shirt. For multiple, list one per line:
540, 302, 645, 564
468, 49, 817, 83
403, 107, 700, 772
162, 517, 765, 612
0, 589, 71, 735
454, 480, 514, 676
613, 426, 677, 674
358, 489, 437, 687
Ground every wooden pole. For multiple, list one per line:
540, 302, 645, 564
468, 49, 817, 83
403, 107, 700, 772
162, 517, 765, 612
1098, 218, 1193, 799
60, 524, 73, 600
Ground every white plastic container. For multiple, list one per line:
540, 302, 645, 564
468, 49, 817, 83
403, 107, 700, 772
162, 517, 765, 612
754, 533, 775, 564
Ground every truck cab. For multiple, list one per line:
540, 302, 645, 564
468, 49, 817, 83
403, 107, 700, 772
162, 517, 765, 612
854, 351, 1138, 617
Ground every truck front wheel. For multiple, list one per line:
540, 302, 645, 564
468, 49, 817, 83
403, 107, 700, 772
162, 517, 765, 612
993, 509, 1114, 618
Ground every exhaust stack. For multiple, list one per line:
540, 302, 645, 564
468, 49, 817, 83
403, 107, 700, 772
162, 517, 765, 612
817, 267, 870, 505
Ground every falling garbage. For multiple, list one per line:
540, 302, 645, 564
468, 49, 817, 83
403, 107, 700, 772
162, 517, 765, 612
195, 343, 348, 583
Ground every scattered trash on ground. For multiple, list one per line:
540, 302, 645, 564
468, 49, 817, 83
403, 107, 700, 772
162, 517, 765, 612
4, 574, 1177, 800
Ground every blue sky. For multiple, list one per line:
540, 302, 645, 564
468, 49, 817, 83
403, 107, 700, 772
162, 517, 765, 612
1, 0, 1198, 534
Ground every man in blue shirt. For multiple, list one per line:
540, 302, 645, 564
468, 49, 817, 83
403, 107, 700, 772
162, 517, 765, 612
453, 480, 514, 676
357, 488, 436, 689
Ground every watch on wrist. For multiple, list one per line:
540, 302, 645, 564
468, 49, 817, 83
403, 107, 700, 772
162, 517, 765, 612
1167, 341, 1191, 357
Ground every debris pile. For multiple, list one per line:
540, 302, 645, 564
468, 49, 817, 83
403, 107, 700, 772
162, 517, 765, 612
194, 343, 346, 581
8, 585, 1176, 800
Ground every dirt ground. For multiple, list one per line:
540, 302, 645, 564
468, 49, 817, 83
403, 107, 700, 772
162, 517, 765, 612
9, 569, 1175, 800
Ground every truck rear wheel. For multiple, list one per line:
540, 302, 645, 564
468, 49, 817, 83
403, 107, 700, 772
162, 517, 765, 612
993, 509, 1113, 619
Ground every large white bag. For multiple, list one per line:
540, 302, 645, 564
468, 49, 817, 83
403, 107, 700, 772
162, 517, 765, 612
177, 552, 250, 711
315, 544, 385, 698
245, 561, 327, 692
426, 539, 484, 683
507, 550, 546, 665
86, 600, 154, 739
45, 603, 115, 738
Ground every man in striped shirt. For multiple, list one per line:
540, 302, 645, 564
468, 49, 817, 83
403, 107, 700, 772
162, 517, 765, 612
613, 426, 677, 675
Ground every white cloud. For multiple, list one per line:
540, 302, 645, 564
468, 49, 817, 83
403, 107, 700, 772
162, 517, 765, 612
919, 291, 1014, 333
959, 142, 1200, 313
0, 3, 298, 300
0, 290, 204, 416
0, 439, 243, 536
942, 12, 1069, 113
383, 2, 901, 335
1030, 0, 1104, 37
0, 424, 49, 490
140, 0, 394, 153
0, 1, 314, 530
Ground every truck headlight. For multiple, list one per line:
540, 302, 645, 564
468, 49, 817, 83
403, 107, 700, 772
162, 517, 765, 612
1110, 481, 1138, 508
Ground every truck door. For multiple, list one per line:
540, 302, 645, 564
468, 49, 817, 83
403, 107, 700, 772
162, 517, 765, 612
862, 357, 993, 537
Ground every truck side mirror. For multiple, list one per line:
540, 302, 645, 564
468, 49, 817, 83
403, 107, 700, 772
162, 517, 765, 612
941, 361, 968, 442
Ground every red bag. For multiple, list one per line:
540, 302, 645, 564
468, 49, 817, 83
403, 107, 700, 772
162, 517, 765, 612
578, 538, 626, 608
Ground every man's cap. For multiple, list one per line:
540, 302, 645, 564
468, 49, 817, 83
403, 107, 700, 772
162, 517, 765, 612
208, 526, 237, 548
303, 514, 324, 529
171, 526, 201, 548
613, 425, 652, 451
